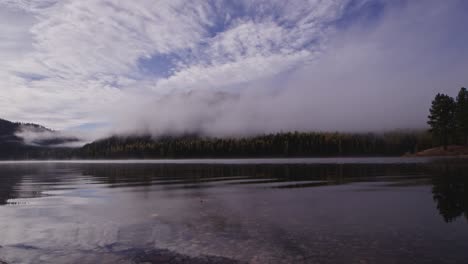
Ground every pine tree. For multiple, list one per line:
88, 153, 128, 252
455, 87, 468, 145
428, 93, 456, 150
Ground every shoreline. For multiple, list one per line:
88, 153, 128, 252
0, 156, 441, 165
405, 145, 468, 157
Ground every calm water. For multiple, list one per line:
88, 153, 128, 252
0, 158, 467, 264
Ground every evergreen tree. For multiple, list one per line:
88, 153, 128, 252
455, 87, 468, 145
428, 93, 456, 149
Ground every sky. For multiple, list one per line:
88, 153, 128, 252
0, 0, 467, 140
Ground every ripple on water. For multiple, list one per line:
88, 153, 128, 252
0, 159, 468, 263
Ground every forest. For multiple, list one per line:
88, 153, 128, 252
77, 131, 432, 159
75, 87, 468, 159
0, 87, 467, 159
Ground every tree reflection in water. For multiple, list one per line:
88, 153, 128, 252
2, 160, 468, 224
430, 160, 468, 222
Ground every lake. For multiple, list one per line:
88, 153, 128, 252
0, 158, 467, 264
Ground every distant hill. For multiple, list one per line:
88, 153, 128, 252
0, 118, 23, 144
0, 118, 437, 159
0, 118, 78, 159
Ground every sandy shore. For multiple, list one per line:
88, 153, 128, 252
406, 145, 468, 157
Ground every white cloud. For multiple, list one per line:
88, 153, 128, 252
0, 0, 466, 140
0, 0, 59, 13
27, 0, 211, 77
0, 0, 348, 133
154, 51, 313, 92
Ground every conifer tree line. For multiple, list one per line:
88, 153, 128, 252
6, 89, 468, 159
428, 87, 468, 149
77, 131, 432, 159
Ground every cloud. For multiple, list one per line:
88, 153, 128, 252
15, 125, 85, 147
0, 0, 467, 141
111, 0, 468, 136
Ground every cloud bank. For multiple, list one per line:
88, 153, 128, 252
0, 0, 467, 141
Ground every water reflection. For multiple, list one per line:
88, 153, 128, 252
78, 162, 468, 223
0, 159, 467, 263
1, 161, 468, 219
430, 161, 468, 222
1, 161, 468, 220
79, 162, 430, 186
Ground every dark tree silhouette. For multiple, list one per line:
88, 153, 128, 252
77, 131, 432, 159
455, 87, 468, 145
431, 163, 468, 222
0, 117, 433, 159
428, 93, 456, 150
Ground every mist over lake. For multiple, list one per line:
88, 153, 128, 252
1, 0, 468, 263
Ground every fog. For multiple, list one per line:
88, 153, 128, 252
106, 1, 468, 139
3, 0, 467, 145
15, 125, 89, 147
